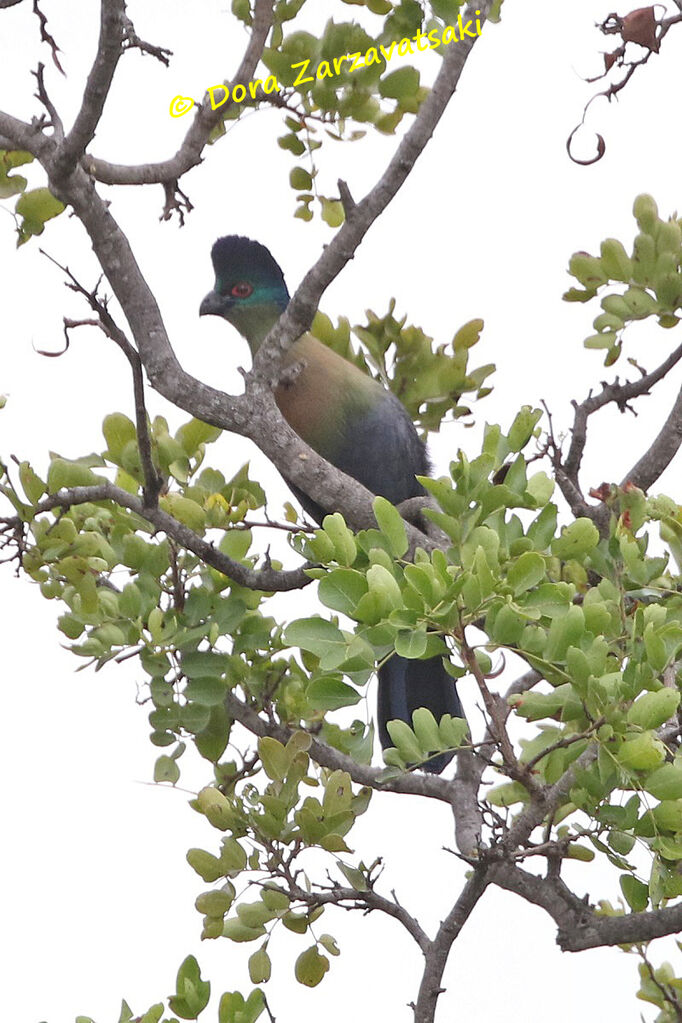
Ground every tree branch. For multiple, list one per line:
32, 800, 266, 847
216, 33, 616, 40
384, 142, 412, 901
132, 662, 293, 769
565, 341, 682, 482
82, 0, 275, 186
283, 879, 431, 954
0, 483, 310, 591
489, 861, 592, 936
41, 250, 163, 505
560, 900, 682, 953
491, 860, 682, 954
224, 690, 460, 803
52, 0, 126, 178
624, 378, 682, 490
413, 867, 490, 1023
0, 108, 53, 156
504, 742, 599, 851
542, 398, 611, 533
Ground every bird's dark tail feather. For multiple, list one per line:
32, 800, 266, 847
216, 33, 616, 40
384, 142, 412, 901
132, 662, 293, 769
378, 655, 465, 775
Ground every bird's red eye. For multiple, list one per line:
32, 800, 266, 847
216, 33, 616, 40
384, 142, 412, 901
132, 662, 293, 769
231, 282, 253, 298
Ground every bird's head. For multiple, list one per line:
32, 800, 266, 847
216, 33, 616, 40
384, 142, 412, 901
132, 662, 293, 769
199, 235, 290, 351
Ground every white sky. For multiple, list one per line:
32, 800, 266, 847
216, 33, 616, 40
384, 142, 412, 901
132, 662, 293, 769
2, 1, 682, 1020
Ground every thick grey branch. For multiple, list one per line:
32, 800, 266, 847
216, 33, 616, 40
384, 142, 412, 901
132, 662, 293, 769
559, 901, 682, 952
83, 0, 274, 186
451, 749, 484, 857
0, 109, 53, 156
413, 867, 490, 1023
624, 378, 682, 490
491, 861, 682, 954
451, 669, 542, 856
489, 862, 592, 936
52, 0, 125, 177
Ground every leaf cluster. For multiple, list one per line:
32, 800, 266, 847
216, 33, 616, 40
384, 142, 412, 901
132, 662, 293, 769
566, 193, 682, 365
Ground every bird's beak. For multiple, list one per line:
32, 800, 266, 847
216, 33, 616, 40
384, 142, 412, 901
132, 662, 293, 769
199, 289, 226, 317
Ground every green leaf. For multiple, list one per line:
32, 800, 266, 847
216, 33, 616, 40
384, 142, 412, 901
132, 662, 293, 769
195, 704, 232, 763
182, 650, 228, 678
527, 504, 558, 550
176, 417, 222, 455
15, 186, 64, 244
160, 493, 206, 533
507, 406, 542, 452
652, 800, 682, 832
284, 617, 346, 664
138, 1005, 164, 1023
223, 919, 267, 942
18, 460, 45, 503
290, 165, 313, 190
306, 676, 361, 711
490, 603, 525, 645
627, 689, 680, 730
373, 496, 408, 557
219, 989, 265, 1023
310, 935, 339, 963
438, 714, 469, 748
618, 732, 666, 771
318, 569, 368, 616
653, 837, 682, 861
220, 529, 252, 561
237, 902, 277, 929
334, 857, 367, 890
47, 458, 103, 492
526, 471, 554, 505
153, 755, 180, 784
0, 148, 32, 198
185, 674, 228, 707
102, 412, 137, 461
379, 66, 419, 100
644, 763, 682, 800
321, 512, 357, 565
249, 947, 272, 984
320, 197, 345, 228
220, 838, 248, 873
258, 737, 289, 781
295, 945, 330, 987
552, 519, 600, 560
169, 955, 210, 1020
411, 708, 443, 754
394, 628, 428, 658
487, 781, 529, 807
644, 626, 668, 672
195, 889, 234, 916
386, 719, 423, 763
187, 848, 224, 883
197, 786, 234, 830
507, 551, 545, 596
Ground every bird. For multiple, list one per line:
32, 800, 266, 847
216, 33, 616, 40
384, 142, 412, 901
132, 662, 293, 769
200, 235, 464, 773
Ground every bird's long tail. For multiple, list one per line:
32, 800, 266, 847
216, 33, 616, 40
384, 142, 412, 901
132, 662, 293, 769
377, 655, 465, 774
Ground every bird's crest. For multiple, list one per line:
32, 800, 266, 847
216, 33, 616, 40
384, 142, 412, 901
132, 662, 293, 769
210, 235, 288, 294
